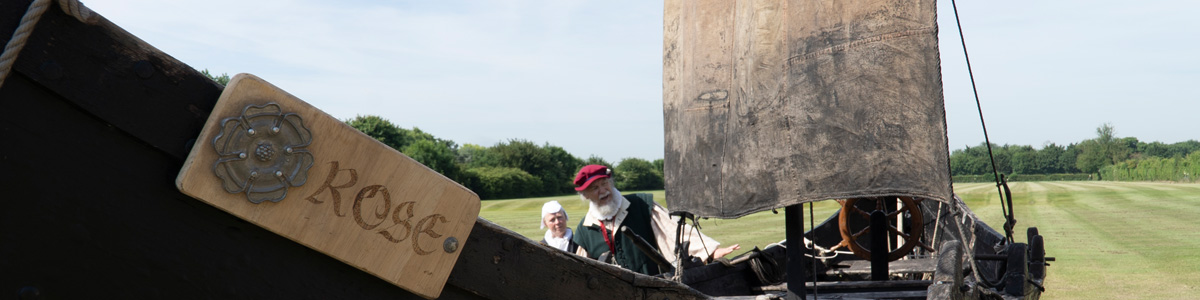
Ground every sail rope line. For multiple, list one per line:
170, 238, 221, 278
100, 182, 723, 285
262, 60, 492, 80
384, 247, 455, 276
948, 0, 1012, 228
949, 0, 1019, 288
0, 0, 96, 90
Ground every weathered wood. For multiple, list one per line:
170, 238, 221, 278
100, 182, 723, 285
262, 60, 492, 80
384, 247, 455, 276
757, 279, 934, 291
1003, 243, 1029, 296
447, 219, 706, 300
3, 0, 220, 161
176, 74, 480, 299
786, 205, 807, 300
755, 279, 932, 299
664, 0, 952, 218
927, 240, 965, 300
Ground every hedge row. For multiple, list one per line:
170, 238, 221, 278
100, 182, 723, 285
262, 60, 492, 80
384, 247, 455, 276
952, 173, 1096, 183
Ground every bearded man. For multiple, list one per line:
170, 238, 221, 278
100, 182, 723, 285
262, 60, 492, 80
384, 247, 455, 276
571, 164, 739, 275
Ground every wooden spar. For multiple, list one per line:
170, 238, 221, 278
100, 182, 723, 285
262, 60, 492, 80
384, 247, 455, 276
784, 205, 806, 300
870, 210, 888, 280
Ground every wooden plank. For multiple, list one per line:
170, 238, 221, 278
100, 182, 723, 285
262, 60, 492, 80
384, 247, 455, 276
176, 74, 479, 299
447, 219, 708, 300
5, 1, 220, 161
828, 258, 937, 276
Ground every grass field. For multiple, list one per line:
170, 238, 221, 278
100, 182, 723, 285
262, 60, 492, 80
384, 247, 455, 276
478, 181, 1200, 299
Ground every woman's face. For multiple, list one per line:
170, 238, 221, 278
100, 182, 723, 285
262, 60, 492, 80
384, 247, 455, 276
543, 211, 567, 236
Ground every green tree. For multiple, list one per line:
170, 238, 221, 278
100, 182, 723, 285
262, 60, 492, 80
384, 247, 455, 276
1098, 123, 1131, 165
614, 158, 663, 191
458, 143, 498, 168
583, 155, 612, 168
201, 69, 230, 85
1061, 143, 1082, 173
1139, 141, 1172, 158
543, 145, 584, 194
484, 140, 585, 196
652, 158, 665, 179
1076, 123, 1131, 176
346, 115, 413, 150
1171, 140, 1200, 157
402, 139, 463, 183
466, 167, 540, 199
949, 143, 995, 175
1036, 143, 1067, 174
1009, 145, 1038, 174
1075, 139, 1106, 174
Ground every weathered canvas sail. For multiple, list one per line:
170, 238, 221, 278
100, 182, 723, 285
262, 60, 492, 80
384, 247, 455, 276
663, 0, 951, 218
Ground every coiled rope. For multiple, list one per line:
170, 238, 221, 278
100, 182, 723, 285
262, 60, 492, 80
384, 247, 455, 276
0, 0, 96, 90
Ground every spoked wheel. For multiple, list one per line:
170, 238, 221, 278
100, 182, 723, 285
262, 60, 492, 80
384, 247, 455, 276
836, 196, 933, 261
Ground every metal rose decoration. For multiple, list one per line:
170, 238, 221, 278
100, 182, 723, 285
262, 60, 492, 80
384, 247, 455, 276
211, 103, 314, 203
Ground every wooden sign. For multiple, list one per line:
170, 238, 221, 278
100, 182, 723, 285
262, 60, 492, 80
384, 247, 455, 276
176, 74, 479, 299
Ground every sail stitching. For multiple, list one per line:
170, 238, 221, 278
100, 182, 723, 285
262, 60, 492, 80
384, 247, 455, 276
784, 27, 937, 66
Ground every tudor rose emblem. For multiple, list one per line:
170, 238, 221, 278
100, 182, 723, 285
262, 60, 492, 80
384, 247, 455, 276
211, 103, 314, 203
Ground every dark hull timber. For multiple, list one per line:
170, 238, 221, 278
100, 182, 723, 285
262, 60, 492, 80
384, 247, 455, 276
0, 2, 703, 299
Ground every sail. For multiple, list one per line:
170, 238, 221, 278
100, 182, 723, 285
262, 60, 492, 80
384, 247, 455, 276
663, 0, 951, 218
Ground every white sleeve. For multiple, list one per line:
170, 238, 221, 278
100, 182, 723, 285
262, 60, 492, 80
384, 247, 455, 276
650, 203, 721, 264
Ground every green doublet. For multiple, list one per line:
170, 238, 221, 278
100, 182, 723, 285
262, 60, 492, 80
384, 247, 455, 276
573, 194, 661, 275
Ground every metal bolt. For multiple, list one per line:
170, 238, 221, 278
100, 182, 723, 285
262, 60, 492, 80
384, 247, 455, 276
271, 126, 280, 134
249, 171, 258, 178
134, 60, 154, 79
285, 147, 293, 154
443, 237, 459, 253
274, 170, 283, 177
238, 153, 247, 159
502, 238, 514, 251
247, 128, 256, 136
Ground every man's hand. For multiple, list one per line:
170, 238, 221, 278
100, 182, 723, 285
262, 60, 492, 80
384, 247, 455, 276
713, 244, 741, 259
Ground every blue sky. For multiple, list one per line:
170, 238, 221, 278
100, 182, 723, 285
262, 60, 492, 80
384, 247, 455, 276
88, 0, 1198, 162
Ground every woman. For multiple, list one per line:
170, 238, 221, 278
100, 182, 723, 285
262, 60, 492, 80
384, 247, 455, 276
539, 201, 578, 252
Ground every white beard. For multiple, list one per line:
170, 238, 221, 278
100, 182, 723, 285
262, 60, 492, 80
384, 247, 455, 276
586, 186, 624, 220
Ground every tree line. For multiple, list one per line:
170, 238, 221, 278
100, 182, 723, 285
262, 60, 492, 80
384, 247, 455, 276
346, 115, 664, 200
353, 115, 1199, 200
201, 72, 1198, 187
951, 123, 1200, 182
356, 116, 1200, 195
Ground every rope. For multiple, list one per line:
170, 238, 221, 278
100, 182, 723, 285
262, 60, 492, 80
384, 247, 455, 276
808, 202, 819, 298
57, 0, 96, 24
0, 0, 96, 90
949, 0, 1011, 230
0, 0, 52, 89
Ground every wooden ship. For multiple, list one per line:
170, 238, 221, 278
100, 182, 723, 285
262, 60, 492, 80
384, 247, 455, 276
1, 0, 1049, 299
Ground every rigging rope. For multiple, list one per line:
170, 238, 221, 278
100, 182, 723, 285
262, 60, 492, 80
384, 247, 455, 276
949, 0, 1016, 243
0, 0, 96, 90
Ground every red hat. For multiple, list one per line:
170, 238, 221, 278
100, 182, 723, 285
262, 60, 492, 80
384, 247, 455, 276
573, 165, 612, 191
